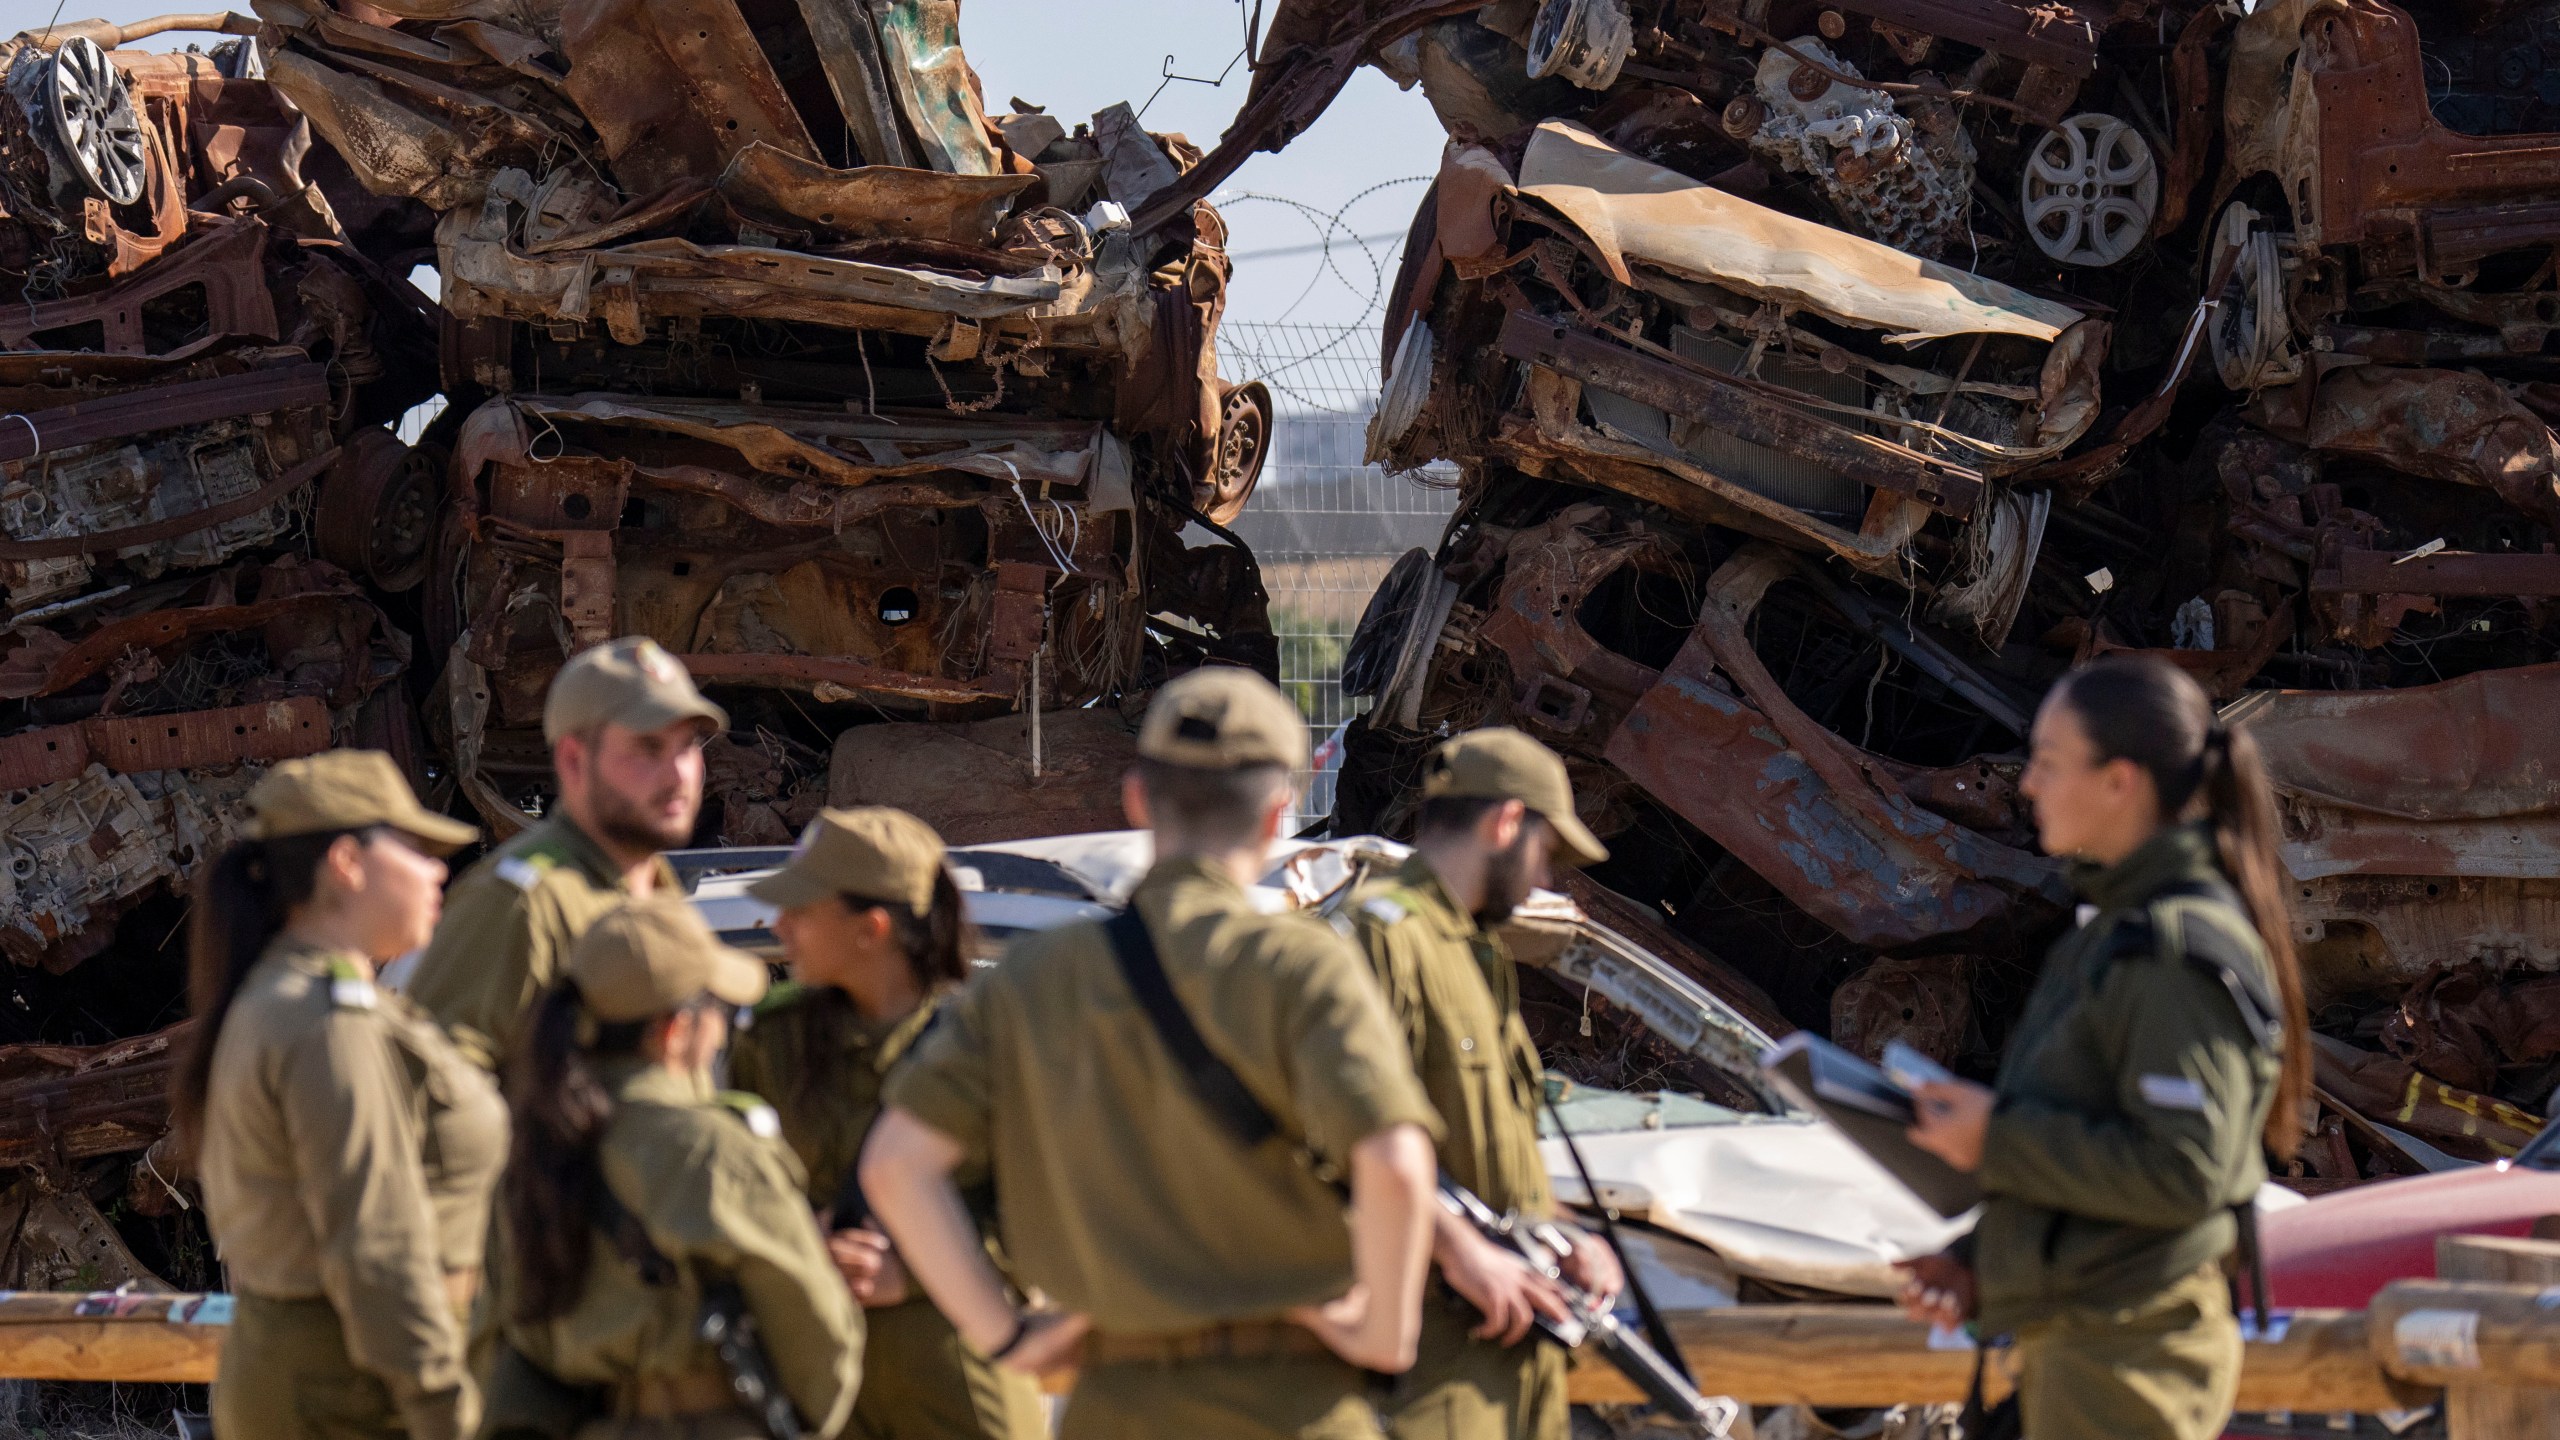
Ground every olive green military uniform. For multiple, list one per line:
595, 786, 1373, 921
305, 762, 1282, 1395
200, 936, 508, 1440
1970, 824, 2283, 1440
1345, 858, 1566, 1440
731, 985, 1044, 1440
501, 1061, 864, 1440
411, 816, 680, 1075
888, 858, 1444, 1440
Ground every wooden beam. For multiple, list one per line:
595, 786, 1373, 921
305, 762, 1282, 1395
2372, 1277, 2560, 1389
2441, 1236, 2560, 1440
0, 1293, 225, 1383
0, 1289, 2458, 1419
1560, 1303, 2416, 1413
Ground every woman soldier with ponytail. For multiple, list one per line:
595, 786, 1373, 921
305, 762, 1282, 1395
727, 808, 1043, 1440
1900, 654, 2310, 1440
499, 896, 860, 1438
176, 752, 499, 1440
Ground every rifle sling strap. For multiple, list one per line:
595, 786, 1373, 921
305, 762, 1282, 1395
1101, 907, 1286, 1153
595, 1180, 678, 1288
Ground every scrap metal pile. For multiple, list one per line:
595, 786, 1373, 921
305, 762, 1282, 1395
0, 2, 1268, 1288
1156, 0, 2560, 1189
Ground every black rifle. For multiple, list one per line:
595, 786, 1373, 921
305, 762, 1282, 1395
698, 1279, 803, 1440
1437, 1178, 1734, 1436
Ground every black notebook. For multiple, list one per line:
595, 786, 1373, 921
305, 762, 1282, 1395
1760, 1033, 1983, 1218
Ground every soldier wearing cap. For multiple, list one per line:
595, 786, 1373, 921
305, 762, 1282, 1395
861, 668, 1445, 1440
496, 897, 863, 1438
1343, 728, 1621, 1440
729, 807, 1044, 1440
412, 636, 728, 1075
172, 751, 498, 1440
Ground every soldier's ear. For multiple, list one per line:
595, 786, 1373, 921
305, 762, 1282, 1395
552, 730, 588, 790
859, 904, 897, 947
318, 832, 371, 895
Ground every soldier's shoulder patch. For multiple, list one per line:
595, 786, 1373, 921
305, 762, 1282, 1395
1359, 895, 1409, 926
493, 854, 551, 891
715, 1089, 783, 1140
325, 956, 377, 1011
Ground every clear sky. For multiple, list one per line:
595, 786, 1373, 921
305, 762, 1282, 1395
44, 0, 1445, 331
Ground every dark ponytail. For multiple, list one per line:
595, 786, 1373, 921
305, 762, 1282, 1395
504, 980, 627, 1321
887, 865, 976, 993
172, 831, 354, 1161
2056, 656, 2312, 1161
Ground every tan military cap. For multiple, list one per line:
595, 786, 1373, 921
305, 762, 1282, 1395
748, 806, 945, 915
1421, 727, 1609, 868
244, 750, 480, 855
543, 636, 729, 745
568, 897, 768, 1023
1136, 667, 1308, 772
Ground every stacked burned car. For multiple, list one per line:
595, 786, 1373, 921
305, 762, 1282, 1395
1130, 0, 2560, 1187
257, 0, 1279, 837
1, 16, 441, 980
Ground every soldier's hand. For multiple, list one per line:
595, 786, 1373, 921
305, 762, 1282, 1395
828, 1226, 909, 1305
993, 1310, 1090, 1378
1905, 1077, 1994, 1173
1289, 1285, 1381, 1364
1894, 1251, 1976, 1328
1557, 1230, 1623, 1311
1440, 1229, 1572, 1346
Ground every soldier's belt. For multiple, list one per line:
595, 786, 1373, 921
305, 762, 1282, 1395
610, 1367, 739, 1419
1083, 1318, 1337, 1366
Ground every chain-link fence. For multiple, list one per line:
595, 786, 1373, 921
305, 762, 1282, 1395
1221, 322, 1458, 826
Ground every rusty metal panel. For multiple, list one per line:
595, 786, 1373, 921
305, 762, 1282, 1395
1602, 548, 2065, 949
0, 363, 329, 466
0, 699, 328, 792
556, 531, 617, 650
1501, 312, 1985, 518
1817, 0, 2104, 76
0, 216, 278, 355
2315, 549, 2560, 596
2231, 664, 2560, 826
85, 699, 330, 776
0, 726, 88, 792
870, 0, 999, 175
558, 0, 821, 194
678, 652, 1010, 705
987, 560, 1049, 668
0, 1020, 190, 1171
2303, 0, 2560, 267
